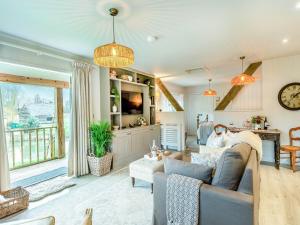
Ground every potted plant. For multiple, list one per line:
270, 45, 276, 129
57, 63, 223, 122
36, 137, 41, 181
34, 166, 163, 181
87, 121, 114, 176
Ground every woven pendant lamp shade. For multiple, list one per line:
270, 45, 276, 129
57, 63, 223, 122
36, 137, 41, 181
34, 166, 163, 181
93, 8, 134, 68
94, 42, 134, 68
231, 73, 255, 85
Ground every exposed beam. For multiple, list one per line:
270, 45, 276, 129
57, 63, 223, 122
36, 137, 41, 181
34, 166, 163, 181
156, 78, 184, 111
56, 88, 65, 159
0, 73, 69, 88
215, 61, 262, 111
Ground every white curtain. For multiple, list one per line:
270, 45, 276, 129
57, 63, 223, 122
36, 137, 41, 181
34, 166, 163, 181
0, 89, 10, 191
68, 62, 93, 177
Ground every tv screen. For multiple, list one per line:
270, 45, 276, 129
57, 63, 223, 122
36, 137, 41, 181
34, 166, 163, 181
121, 91, 143, 115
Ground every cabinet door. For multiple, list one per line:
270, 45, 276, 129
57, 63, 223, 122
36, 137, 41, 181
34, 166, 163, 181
132, 129, 150, 159
111, 132, 132, 169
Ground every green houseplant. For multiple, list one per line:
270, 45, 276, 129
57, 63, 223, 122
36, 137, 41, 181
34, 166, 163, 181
87, 121, 114, 176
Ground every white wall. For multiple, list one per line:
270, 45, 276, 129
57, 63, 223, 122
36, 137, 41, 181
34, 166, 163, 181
185, 54, 300, 163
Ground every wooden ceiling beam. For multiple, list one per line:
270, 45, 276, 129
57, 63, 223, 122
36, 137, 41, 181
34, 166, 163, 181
215, 61, 262, 111
0, 73, 69, 88
156, 78, 184, 111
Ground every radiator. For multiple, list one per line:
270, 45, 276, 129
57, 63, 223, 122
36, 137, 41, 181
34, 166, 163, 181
160, 123, 182, 151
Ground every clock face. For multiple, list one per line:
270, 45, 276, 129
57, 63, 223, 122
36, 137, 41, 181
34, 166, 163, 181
278, 82, 300, 111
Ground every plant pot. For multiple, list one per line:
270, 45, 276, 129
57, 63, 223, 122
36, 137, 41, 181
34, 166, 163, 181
87, 152, 113, 176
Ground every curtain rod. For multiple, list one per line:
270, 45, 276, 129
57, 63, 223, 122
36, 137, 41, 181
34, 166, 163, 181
0, 40, 93, 64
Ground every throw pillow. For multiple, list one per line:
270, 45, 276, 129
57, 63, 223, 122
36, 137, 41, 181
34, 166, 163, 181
206, 131, 225, 148
223, 130, 240, 147
212, 144, 251, 190
164, 158, 213, 184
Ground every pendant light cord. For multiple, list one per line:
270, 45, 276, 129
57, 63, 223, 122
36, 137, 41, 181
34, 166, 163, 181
242, 58, 244, 72
112, 16, 115, 43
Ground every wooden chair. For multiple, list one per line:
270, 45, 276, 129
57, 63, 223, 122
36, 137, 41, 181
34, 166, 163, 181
280, 127, 300, 172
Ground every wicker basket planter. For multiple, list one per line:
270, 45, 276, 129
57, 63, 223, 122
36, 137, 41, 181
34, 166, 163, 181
0, 187, 29, 219
87, 152, 113, 176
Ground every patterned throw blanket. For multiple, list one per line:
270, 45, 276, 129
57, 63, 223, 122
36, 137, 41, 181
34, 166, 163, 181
166, 174, 203, 225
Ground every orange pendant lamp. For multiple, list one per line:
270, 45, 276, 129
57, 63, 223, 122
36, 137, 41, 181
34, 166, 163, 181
231, 56, 255, 86
203, 79, 217, 96
94, 8, 134, 68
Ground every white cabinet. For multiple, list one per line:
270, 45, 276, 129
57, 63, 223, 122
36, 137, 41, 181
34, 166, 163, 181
132, 128, 150, 159
111, 125, 160, 169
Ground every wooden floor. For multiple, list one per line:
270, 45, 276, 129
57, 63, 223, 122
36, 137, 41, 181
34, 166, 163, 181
260, 165, 300, 225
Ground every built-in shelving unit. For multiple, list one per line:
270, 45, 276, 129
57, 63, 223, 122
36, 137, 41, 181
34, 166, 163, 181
100, 67, 157, 130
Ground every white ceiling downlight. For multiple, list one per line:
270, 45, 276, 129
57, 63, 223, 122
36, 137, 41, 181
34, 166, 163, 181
282, 38, 289, 44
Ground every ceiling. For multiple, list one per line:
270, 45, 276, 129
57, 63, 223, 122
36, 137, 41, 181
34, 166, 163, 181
0, 0, 300, 86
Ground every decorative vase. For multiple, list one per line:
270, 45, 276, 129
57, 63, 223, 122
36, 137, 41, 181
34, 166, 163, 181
87, 153, 113, 176
112, 104, 117, 113
255, 124, 260, 130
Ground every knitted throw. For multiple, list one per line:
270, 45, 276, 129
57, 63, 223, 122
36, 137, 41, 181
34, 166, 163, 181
166, 174, 203, 225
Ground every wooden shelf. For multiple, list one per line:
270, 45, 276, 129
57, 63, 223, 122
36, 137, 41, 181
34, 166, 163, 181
110, 112, 121, 115
110, 95, 116, 98
150, 105, 156, 107
109, 77, 148, 87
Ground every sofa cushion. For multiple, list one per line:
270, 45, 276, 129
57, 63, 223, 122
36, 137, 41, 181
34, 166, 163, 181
164, 158, 213, 184
212, 143, 251, 190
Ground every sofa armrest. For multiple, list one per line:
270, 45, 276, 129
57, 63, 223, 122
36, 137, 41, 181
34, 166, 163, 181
152, 172, 167, 225
200, 184, 255, 225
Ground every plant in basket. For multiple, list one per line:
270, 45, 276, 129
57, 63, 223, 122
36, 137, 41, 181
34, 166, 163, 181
88, 121, 114, 176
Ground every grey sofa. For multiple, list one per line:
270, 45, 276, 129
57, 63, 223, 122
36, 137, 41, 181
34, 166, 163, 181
152, 143, 260, 225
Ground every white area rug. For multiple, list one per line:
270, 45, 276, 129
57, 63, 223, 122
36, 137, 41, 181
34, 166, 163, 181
3, 168, 153, 225
26, 176, 76, 202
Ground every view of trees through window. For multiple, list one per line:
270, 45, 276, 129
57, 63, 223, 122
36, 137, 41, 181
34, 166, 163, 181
0, 82, 70, 169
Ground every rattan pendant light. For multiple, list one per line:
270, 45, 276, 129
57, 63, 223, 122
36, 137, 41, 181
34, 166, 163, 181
94, 8, 134, 68
203, 79, 217, 96
231, 56, 255, 85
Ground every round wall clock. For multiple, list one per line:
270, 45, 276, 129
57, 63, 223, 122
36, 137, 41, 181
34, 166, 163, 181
278, 82, 300, 111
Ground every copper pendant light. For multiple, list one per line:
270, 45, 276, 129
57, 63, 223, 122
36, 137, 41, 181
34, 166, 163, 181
203, 79, 217, 96
231, 56, 255, 86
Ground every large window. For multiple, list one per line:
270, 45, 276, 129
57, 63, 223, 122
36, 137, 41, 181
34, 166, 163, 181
160, 91, 184, 112
0, 82, 70, 169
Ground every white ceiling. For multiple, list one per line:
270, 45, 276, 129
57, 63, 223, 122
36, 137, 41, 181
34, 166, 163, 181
0, 0, 300, 86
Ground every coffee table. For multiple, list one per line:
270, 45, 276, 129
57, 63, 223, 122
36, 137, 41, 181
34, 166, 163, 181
129, 151, 182, 193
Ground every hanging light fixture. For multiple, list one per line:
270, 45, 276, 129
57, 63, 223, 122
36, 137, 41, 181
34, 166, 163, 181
203, 79, 217, 96
94, 8, 134, 68
231, 56, 255, 85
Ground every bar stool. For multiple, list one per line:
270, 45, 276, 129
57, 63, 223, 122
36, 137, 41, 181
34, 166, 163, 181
280, 127, 300, 172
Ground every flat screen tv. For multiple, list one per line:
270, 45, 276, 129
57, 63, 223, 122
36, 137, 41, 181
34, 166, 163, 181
121, 91, 143, 115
